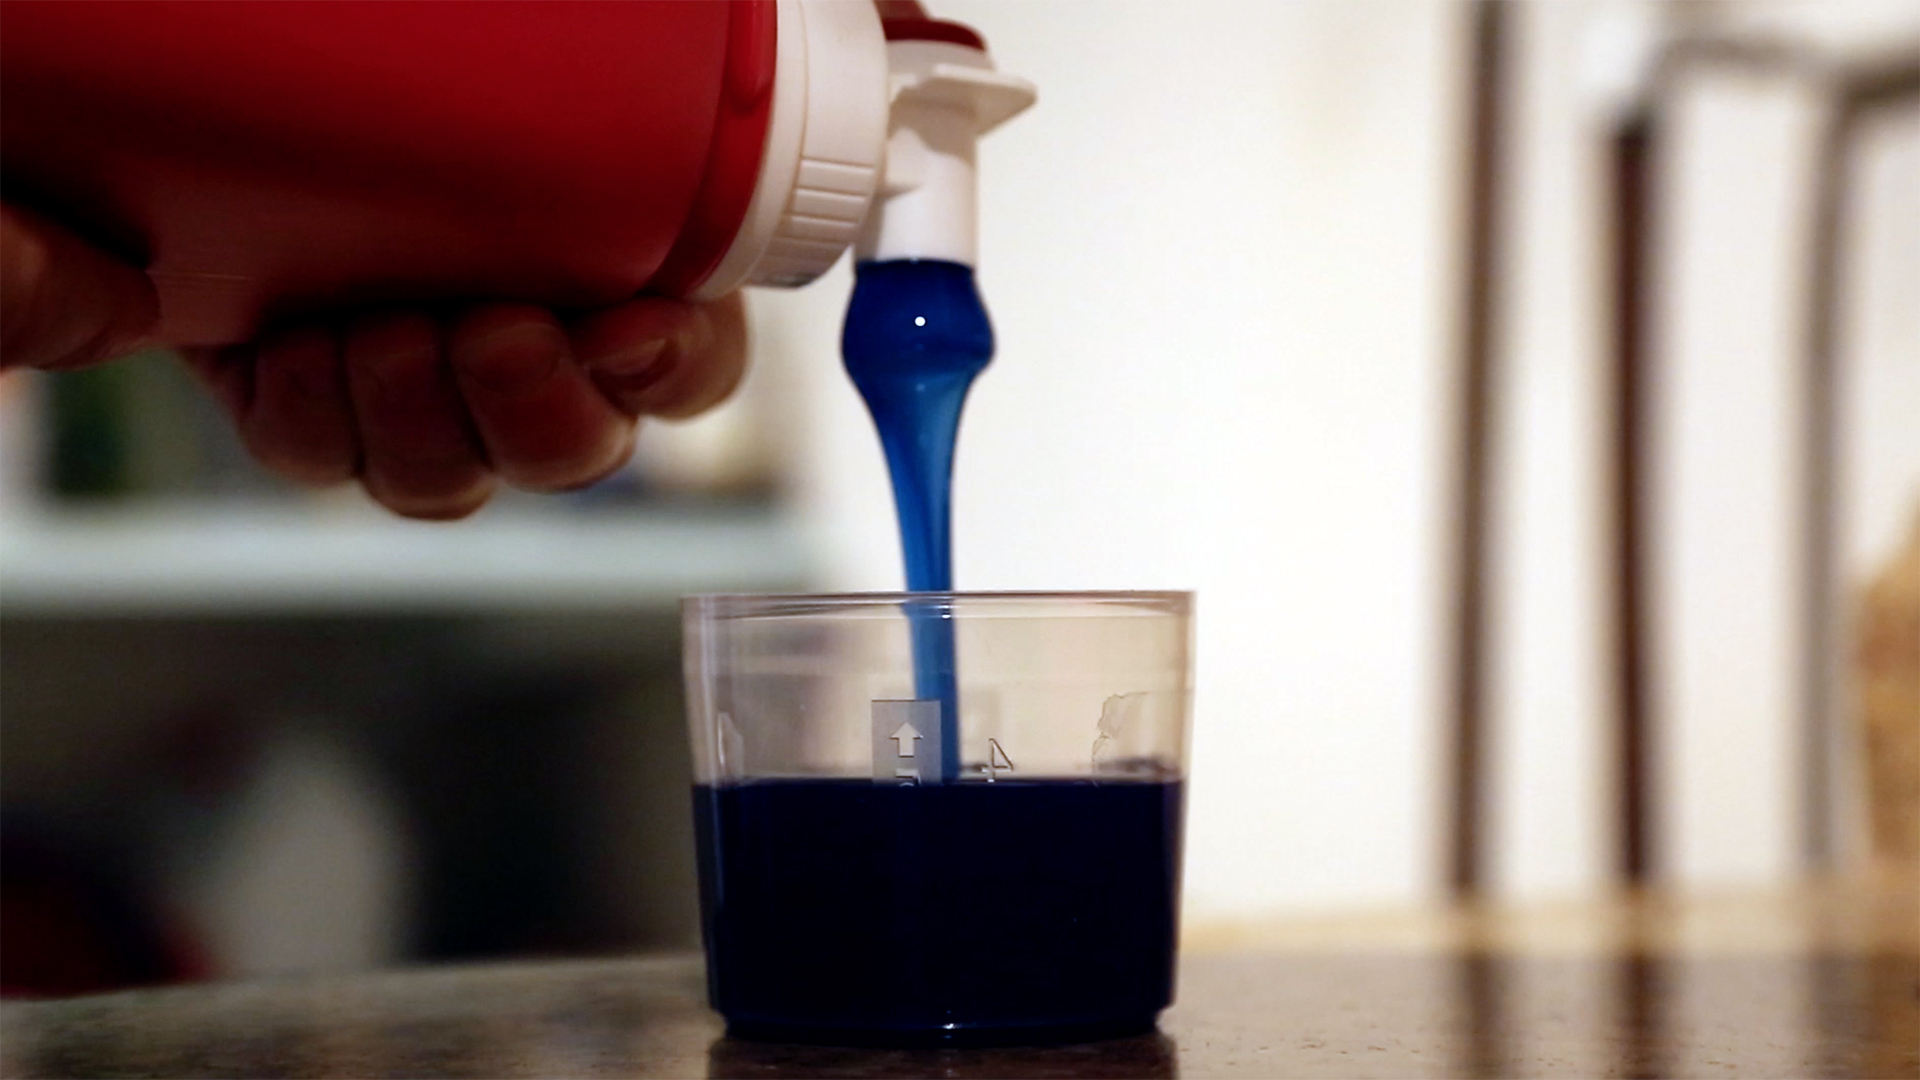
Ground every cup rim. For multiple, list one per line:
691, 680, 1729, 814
684, 590, 1193, 619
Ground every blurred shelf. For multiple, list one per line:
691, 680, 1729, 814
0, 502, 813, 615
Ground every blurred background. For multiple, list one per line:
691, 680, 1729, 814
2, 0, 1916, 995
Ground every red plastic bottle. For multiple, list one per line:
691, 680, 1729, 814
0, 0, 895, 344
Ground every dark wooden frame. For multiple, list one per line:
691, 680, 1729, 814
1447, 2, 1920, 892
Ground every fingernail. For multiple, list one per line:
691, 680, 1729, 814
455, 322, 565, 395
584, 338, 673, 398
349, 318, 439, 393
583, 337, 668, 375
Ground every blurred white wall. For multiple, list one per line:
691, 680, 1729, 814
1844, 76, 1920, 599
1655, 68, 1822, 888
1485, 1, 1618, 902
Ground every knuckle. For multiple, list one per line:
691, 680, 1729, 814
651, 351, 746, 419
345, 314, 442, 379
450, 321, 566, 396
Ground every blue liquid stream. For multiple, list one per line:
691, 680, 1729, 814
842, 260, 994, 781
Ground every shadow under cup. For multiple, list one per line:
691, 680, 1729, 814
682, 591, 1194, 1047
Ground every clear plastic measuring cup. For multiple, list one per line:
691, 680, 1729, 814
683, 591, 1194, 1046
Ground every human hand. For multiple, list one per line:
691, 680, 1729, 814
0, 203, 748, 519
181, 293, 748, 519
0, 204, 160, 371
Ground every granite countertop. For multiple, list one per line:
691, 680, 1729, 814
4, 883, 1916, 1078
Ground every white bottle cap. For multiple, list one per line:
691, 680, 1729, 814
691, 0, 891, 300
690, 1, 1035, 298
856, 39, 1034, 266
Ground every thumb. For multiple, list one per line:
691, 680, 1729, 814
0, 204, 159, 371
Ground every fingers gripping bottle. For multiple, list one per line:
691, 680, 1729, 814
0, 0, 1034, 348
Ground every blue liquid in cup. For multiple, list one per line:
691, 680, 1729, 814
694, 777, 1184, 1046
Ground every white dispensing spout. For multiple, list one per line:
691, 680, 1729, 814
856, 26, 1036, 267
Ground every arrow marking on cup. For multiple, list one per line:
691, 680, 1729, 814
872, 700, 940, 785
892, 722, 921, 757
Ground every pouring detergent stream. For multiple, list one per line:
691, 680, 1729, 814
843, 19, 1033, 782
